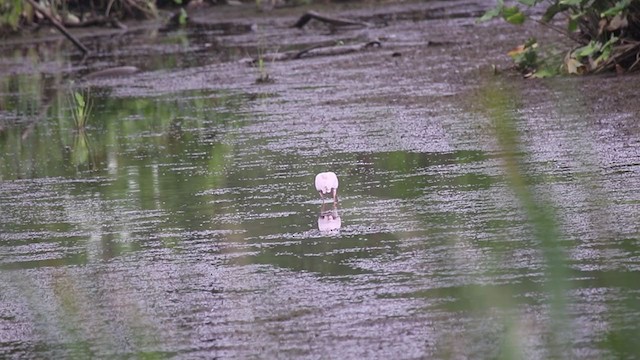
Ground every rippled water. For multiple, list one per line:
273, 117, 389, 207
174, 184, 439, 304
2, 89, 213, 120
3, 3, 640, 358
1, 77, 639, 359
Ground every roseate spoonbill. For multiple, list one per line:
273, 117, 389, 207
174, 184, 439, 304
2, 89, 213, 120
315, 172, 339, 202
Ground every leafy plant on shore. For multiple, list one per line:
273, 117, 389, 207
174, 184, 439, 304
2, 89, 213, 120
480, 0, 640, 75
0, 0, 157, 34
0, 0, 25, 32
506, 37, 563, 77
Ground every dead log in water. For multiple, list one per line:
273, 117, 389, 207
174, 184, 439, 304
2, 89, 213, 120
83, 66, 140, 80
245, 41, 381, 65
292, 11, 371, 29
63, 16, 127, 30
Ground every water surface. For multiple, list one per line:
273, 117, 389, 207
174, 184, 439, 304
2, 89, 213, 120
2, 2, 640, 358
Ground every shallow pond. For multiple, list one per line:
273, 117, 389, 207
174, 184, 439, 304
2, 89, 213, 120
2, 1, 640, 358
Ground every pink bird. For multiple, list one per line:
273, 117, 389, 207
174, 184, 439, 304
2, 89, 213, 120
315, 172, 339, 203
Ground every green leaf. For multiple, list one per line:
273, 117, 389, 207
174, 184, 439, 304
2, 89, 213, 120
574, 41, 600, 58
502, 6, 526, 24
601, 0, 630, 17
502, 5, 520, 18
178, 8, 188, 25
479, 8, 501, 22
542, 3, 567, 22
559, 0, 582, 5
568, 18, 578, 32
532, 67, 556, 78
570, 11, 584, 20
478, 0, 504, 22
595, 36, 619, 64
517, 0, 537, 6
74, 92, 85, 108
604, 35, 619, 47
506, 11, 526, 25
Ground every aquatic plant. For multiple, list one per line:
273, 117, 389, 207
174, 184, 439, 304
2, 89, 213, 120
255, 54, 272, 84
68, 88, 93, 131
480, 0, 640, 75
254, 26, 275, 84
0, 0, 24, 32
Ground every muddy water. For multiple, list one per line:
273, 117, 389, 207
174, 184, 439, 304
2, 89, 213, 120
2, 1, 640, 358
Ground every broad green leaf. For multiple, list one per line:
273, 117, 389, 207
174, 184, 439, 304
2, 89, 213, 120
479, 6, 502, 22
502, 5, 520, 18
574, 41, 600, 58
601, 0, 630, 17
506, 12, 526, 25
478, 0, 504, 22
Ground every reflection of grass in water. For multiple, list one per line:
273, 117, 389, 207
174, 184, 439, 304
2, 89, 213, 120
1, 89, 248, 356
65, 86, 98, 170
467, 80, 640, 358
69, 130, 98, 171
4, 269, 168, 358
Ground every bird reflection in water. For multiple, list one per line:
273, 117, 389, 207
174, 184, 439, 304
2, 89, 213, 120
318, 202, 341, 232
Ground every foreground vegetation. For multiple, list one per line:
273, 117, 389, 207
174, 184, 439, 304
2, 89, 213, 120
0, 0, 161, 33
481, 0, 640, 76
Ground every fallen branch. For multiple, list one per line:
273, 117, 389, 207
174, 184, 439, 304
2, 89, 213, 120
292, 11, 370, 29
293, 40, 381, 59
246, 40, 381, 64
83, 66, 140, 80
64, 16, 127, 30
24, 0, 90, 55
121, 0, 157, 19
